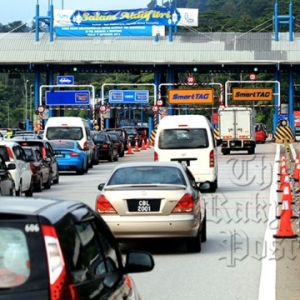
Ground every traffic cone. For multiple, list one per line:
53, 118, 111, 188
294, 163, 300, 181
126, 141, 134, 155
277, 159, 286, 176
278, 182, 294, 205
276, 200, 298, 219
273, 200, 298, 239
141, 139, 147, 150
134, 140, 140, 152
146, 138, 150, 149
276, 173, 289, 192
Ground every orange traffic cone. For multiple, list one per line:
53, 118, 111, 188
294, 163, 300, 181
146, 138, 150, 148
134, 140, 140, 152
277, 173, 289, 193
278, 183, 294, 205
277, 200, 298, 219
278, 158, 286, 175
273, 200, 298, 239
126, 141, 134, 155
141, 139, 147, 150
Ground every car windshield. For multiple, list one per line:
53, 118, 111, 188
46, 127, 83, 140
158, 129, 208, 149
93, 135, 107, 141
108, 166, 185, 185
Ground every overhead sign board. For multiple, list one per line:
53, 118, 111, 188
232, 88, 273, 101
45, 90, 90, 105
109, 90, 149, 103
56, 75, 74, 85
168, 89, 214, 104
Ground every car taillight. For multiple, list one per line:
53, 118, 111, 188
102, 143, 109, 149
42, 147, 47, 159
30, 163, 37, 173
172, 193, 194, 213
96, 195, 116, 214
154, 152, 158, 161
42, 225, 79, 300
209, 150, 214, 168
68, 152, 79, 157
83, 141, 88, 149
6, 147, 14, 161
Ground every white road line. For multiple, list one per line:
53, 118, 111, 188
258, 144, 280, 300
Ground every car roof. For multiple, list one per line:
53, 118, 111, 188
0, 197, 81, 215
112, 161, 185, 170
0, 140, 20, 146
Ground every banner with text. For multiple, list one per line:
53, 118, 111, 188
168, 89, 214, 105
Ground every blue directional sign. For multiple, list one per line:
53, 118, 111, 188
57, 75, 74, 85
45, 90, 90, 106
109, 90, 149, 103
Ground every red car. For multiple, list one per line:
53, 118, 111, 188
255, 123, 267, 143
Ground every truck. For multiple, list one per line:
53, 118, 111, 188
218, 106, 256, 155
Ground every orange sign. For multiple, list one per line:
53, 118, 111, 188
168, 89, 214, 104
232, 88, 273, 101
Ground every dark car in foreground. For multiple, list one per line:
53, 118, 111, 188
0, 154, 15, 196
0, 197, 154, 299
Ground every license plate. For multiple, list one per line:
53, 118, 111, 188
127, 199, 160, 212
55, 154, 64, 158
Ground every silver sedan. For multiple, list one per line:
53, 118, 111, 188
95, 161, 207, 253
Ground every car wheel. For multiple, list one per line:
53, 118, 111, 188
24, 181, 33, 197
76, 162, 85, 175
108, 152, 113, 162
186, 231, 202, 253
119, 149, 125, 157
10, 183, 16, 196
43, 174, 51, 189
89, 158, 93, 169
16, 182, 22, 196
210, 179, 218, 193
36, 176, 43, 192
201, 215, 207, 243
53, 172, 59, 184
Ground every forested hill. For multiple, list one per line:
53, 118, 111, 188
0, 0, 299, 33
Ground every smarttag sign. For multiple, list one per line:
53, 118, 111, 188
232, 88, 273, 101
109, 90, 149, 103
168, 89, 214, 104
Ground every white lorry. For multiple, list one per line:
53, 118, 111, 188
218, 107, 256, 155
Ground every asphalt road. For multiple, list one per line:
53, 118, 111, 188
37, 141, 300, 300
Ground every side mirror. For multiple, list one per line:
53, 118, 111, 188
97, 183, 105, 191
7, 163, 16, 170
124, 250, 155, 273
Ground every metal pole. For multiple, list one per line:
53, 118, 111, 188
30, 85, 33, 121
25, 80, 29, 122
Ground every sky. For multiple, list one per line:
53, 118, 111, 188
0, 0, 155, 25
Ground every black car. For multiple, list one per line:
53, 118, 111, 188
107, 132, 125, 157
0, 154, 15, 196
92, 133, 119, 162
0, 197, 154, 299
12, 139, 59, 184
102, 127, 140, 150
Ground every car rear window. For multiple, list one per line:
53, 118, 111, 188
0, 227, 30, 287
0, 146, 9, 162
158, 129, 208, 149
46, 127, 83, 140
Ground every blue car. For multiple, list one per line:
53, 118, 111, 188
49, 140, 88, 175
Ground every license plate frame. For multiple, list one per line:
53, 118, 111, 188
127, 199, 160, 212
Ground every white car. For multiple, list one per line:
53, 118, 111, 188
0, 141, 33, 196
95, 161, 208, 253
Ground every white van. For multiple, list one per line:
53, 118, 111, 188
44, 116, 94, 167
154, 115, 218, 192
